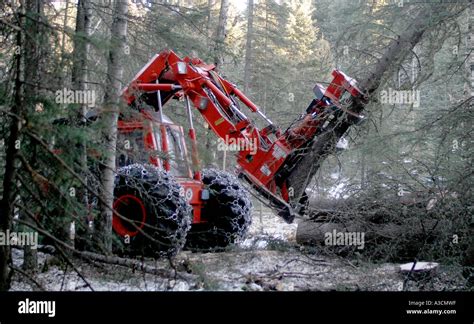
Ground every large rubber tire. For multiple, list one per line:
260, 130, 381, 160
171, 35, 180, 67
112, 164, 192, 257
185, 169, 252, 251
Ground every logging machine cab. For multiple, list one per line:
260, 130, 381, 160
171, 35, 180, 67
117, 111, 191, 178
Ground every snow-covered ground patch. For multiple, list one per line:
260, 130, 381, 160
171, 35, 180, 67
240, 205, 297, 249
9, 207, 467, 292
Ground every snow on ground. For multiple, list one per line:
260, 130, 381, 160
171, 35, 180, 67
9, 207, 467, 291
241, 204, 298, 249
10, 247, 407, 292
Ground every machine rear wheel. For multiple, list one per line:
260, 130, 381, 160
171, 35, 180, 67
185, 169, 252, 251
112, 164, 192, 257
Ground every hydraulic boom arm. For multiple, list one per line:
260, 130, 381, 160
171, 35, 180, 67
121, 50, 367, 222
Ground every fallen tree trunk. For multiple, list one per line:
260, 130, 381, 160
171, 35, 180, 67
296, 218, 446, 246
76, 251, 197, 281
287, 6, 441, 204
14, 218, 197, 286
296, 184, 473, 262
296, 217, 449, 261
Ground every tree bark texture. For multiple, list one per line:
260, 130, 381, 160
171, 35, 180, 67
96, 0, 128, 254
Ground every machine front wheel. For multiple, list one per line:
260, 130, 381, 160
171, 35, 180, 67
112, 164, 192, 257
185, 169, 252, 251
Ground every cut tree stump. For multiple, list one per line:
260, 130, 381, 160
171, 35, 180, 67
399, 262, 439, 281
400, 261, 439, 273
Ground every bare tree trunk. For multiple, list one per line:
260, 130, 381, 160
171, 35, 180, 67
20, 0, 46, 273
262, 0, 268, 114
213, 0, 229, 166
72, 0, 92, 251
205, 0, 215, 158
72, 0, 91, 115
58, 0, 70, 83
213, 0, 229, 68
96, 0, 128, 254
287, 8, 436, 205
0, 4, 26, 290
206, 0, 213, 49
243, 0, 254, 94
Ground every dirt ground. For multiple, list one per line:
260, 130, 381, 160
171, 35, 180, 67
9, 205, 469, 291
